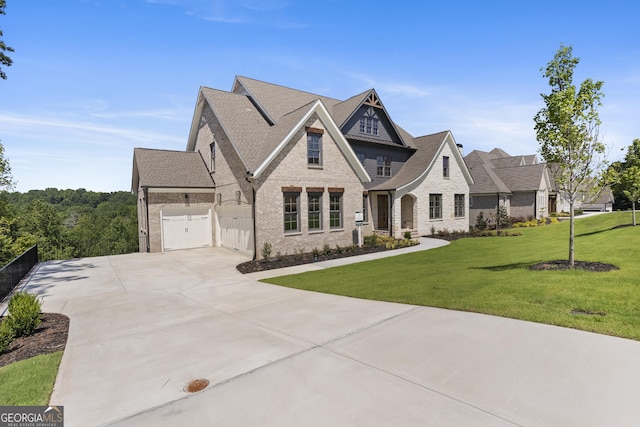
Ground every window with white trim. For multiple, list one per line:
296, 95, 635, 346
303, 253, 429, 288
359, 107, 379, 135
538, 190, 546, 211
376, 156, 392, 177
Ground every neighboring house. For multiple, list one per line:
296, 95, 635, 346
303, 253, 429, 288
578, 189, 614, 212
132, 76, 473, 258
543, 164, 614, 214
465, 148, 552, 225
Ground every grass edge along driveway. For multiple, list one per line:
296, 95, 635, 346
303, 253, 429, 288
0, 351, 63, 405
263, 212, 640, 341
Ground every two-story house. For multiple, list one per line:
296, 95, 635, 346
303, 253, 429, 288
132, 76, 473, 258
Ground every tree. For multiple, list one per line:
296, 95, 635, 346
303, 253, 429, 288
0, 0, 13, 80
0, 142, 13, 191
613, 139, 640, 226
534, 45, 606, 267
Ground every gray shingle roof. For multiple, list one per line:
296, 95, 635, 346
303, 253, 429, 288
201, 87, 271, 172
491, 156, 524, 168
234, 76, 340, 123
497, 164, 546, 191
332, 90, 370, 127
369, 131, 448, 191
187, 76, 459, 190
132, 148, 214, 190
232, 77, 413, 147
465, 148, 547, 194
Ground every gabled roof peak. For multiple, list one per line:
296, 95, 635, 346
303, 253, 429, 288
363, 90, 382, 108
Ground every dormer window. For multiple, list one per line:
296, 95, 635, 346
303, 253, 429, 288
359, 107, 379, 136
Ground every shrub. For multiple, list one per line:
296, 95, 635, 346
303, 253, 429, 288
0, 320, 14, 354
492, 206, 510, 228
475, 212, 488, 231
261, 242, 272, 261
6, 292, 42, 338
311, 247, 321, 258
403, 231, 412, 240
335, 245, 343, 254
364, 235, 378, 246
322, 244, 332, 256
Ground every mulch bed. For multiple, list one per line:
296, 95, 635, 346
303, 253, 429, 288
0, 313, 70, 368
237, 244, 415, 274
530, 260, 619, 272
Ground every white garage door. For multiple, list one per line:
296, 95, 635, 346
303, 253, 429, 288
216, 205, 253, 255
161, 207, 212, 251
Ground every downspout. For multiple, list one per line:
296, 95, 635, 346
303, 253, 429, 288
246, 173, 257, 261
144, 187, 150, 252
496, 193, 500, 233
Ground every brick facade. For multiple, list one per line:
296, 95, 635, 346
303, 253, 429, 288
141, 191, 216, 253
253, 116, 366, 258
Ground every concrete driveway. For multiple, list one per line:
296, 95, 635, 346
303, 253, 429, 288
13, 240, 640, 426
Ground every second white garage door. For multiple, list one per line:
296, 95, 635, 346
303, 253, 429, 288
161, 207, 212, 251
216, 205, 253, 255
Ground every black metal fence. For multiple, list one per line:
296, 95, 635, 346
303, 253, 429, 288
0, 245, 38, 303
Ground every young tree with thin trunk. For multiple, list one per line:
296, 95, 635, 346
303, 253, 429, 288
534, 45, 606, 267
615, 139, 640, 226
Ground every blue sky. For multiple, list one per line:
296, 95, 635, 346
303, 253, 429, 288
1, 0, 639, 192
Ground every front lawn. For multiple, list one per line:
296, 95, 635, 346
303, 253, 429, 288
0, 351, 63, 405
263, 212, 640, 340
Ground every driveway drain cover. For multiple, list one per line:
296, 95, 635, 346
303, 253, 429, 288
184, 378, 209, 393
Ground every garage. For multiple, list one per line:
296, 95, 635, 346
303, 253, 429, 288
161, 207, 212, 251
216, 205, 253, 255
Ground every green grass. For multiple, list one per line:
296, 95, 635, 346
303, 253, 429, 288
0, 351, 63, 405
264, 211, 640, 340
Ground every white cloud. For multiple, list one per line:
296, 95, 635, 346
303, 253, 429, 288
0, 112, 184, 146
147, 0, 305, 27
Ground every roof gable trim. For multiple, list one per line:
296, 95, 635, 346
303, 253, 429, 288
253, 100, 371, 182
397, 132, 474, 193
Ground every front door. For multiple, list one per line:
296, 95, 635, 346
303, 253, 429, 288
377, 194, 389, 229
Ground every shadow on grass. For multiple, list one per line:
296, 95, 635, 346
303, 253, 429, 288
472, 262, 534, 271
576, 224, 634, 237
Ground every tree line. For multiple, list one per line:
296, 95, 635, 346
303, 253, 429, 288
0, 187, 138, 267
